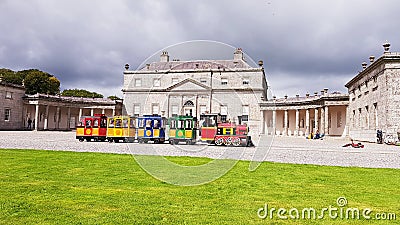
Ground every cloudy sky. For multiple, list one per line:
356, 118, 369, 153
1, 0, 400, 98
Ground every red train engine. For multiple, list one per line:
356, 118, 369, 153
200, 113, 253, 146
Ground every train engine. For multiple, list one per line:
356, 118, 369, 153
200, 113, 252, 146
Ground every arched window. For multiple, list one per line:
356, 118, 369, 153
184, 100, 194, 107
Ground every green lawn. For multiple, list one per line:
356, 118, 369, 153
0, 149, 399, 224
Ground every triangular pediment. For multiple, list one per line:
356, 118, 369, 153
167, 78, 210, 91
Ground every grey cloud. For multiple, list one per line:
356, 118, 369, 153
1, 0, 400, 98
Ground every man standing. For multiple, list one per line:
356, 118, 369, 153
27, 118, 32, 130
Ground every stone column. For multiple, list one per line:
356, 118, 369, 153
295, 109, 299, 136
44, 105, 49, 130
112, 108, 115, 116
101, 108, 105, 114
261, 111, 266, 134
272, 110, 276, 136
306, 109, 310, 136
320, 107, 325, 134
79, 108, 83, 119
34, 104, 39, 131
90, 108, 94, 116
56, 106, 60, 130
324, 106, 329, 135
284, 109, 288, 136
67, 107, 71, 130
314, 108, 319, 133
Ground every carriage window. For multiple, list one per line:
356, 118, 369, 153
93, 119, 99, 128
130, 118, 135, 128
138, 119, 144, 128
185, 120, 192, 129
115, 119, 122, 128
123, 119, 129, 128
153, 120, 159, 128
108, 119, 115, 128
178, 120, 184, 129
85, 120, 92, 128
101, 118, 107, 128
170, 120, 176, 129
146, 119, 152, 127
79, 118, 85, 127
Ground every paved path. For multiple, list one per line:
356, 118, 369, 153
0, 131, 399, 169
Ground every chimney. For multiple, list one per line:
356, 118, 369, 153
160, 51, 170, 62
362, 62, 367, 70
383, 41, 390, 53
306, 93, 310, 98
284, 95, 288, 100
324, 88, 328, 95
273, 96, 276, 101
369, 55, 375, 63
146, 64, 150, 70
296, 94, 300, 99
124, 63, 129, 70
314, 92, 318, 97
321, 90, 325, 96
234, 48, 244, 61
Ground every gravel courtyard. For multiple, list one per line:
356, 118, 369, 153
0, 131, 399, 169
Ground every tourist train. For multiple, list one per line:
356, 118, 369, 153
76, 113, 253, 146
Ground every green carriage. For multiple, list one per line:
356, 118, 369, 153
168, 115, 197, 145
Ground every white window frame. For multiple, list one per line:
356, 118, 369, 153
153, 78, 161, 87
220, 105, 228, 115
5, 91, 12, 99
171, 105, 179, 116
200, 105, 207, 114
152, 104, 159, 115
133, 104, 140, 116
4, 108, 11, 121
221, 78, 228, 85
135, 78, 142, 87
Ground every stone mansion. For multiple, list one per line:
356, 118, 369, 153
123, 42, 400, 142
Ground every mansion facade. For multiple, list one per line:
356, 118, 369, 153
123, 43, 400, 142
122, 48, 268, 136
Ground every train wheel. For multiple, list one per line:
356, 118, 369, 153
186, 140, 192, 145
215, 137, 223, 146
138, 138, 143, 144
232, 137, 241, 146
143, 139, 149, 144
225, 137, 232, 145
154, 139, 160, 144
79, 138, 84, 142
86, 138, 91, 142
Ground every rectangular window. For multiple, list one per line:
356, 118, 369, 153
152, 104, 159, 115
200, 105, 207, 114
134, 104, 140, 116
172, 78, 179, 85
242, 105, 250, 123
221, 78, 228, 85
153, 78, 161, 87
220, 105, 228, 115
135, 78, 142, 87
4, 108, 10, 121
171, 105, 179, 116
242, 78, 250, 85
5, 91, 12, 99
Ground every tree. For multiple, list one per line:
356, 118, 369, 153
0, 68, 23, 85
61, 89, 104, 98
24, 70, 60, 95
107, 95, 122, 100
